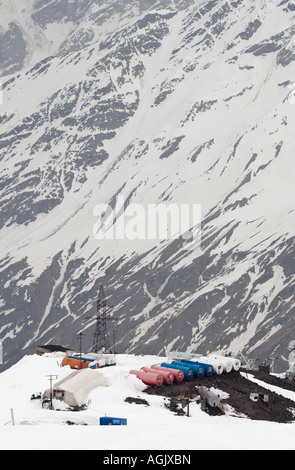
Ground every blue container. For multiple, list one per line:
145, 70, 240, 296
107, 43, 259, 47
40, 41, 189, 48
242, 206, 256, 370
100, 416, 127, 426
161, 362, 193, 380
180, 360, 204, 378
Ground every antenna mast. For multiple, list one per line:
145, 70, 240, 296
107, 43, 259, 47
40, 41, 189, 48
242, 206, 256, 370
88, 285, 116, 354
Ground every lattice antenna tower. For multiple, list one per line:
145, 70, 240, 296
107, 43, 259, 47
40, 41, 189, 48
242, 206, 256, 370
88, 285, 114, 353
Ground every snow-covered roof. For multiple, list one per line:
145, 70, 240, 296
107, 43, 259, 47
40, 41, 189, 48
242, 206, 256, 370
44, 368, 107, 407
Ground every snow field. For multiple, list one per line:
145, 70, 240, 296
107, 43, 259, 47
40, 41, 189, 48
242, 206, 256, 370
0, 352, 294, 450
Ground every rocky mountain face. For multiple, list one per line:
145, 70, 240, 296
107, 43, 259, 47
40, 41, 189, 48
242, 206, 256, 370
1, 0, 295, 372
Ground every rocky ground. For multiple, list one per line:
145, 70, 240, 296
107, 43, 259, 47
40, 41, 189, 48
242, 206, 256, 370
143, 368, 295, 423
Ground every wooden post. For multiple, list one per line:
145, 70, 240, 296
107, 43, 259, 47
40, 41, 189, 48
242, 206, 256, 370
10, 408, 15, 426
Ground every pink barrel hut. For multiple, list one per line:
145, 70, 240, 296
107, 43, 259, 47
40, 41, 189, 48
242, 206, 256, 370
141, 367, 174, 384
129, 369, 164, 386
150, 364, 185, 382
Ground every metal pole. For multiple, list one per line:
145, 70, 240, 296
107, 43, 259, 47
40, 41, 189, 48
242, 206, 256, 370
46, 375, 57, 410
77, 332, 83, 368
187, 387, 190, 417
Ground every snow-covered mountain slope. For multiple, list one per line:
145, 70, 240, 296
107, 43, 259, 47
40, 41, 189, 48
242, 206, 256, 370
1, 0, 295, 371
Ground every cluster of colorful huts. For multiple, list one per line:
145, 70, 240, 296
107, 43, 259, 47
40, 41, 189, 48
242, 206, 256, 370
61, 352, 116, 369
130, 351, 241, 387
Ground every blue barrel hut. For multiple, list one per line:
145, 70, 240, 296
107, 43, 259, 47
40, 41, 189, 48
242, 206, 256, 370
171, 361, 195, 379
179, 359, 204, 377
180, 359, 213, 377
161, 362, 193, 380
